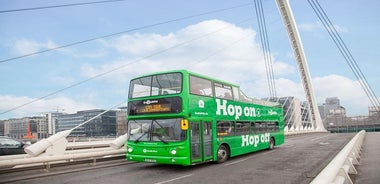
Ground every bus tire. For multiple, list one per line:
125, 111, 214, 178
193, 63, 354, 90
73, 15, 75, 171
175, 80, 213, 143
217, 144, 229, 163
269, 137, 275, 150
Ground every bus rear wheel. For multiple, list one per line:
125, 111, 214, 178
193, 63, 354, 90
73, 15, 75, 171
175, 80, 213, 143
269, 138, 275, 150
217, 145, 229, 163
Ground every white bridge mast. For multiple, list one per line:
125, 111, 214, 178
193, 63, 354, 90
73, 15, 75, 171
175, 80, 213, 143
275, 0, 326, 131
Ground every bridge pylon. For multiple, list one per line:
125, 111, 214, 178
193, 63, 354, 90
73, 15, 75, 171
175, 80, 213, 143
276, 0, 327, 132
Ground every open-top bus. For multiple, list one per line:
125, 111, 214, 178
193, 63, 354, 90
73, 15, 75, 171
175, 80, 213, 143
126, 70, 284, 166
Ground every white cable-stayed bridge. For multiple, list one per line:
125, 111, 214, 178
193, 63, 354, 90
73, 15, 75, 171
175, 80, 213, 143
0, 0, 379, 183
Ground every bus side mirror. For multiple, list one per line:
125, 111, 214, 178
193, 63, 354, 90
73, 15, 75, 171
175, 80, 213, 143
181, 119, 188, 130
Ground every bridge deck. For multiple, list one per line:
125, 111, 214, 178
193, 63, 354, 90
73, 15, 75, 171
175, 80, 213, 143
356, 132, 380, 184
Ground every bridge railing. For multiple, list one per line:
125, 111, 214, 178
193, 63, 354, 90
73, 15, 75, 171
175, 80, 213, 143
0, 148, 125, 170
310, 130, 366, 184
0, 133, 129, 170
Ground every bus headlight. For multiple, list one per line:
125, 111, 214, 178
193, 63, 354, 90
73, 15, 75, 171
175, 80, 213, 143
170, 149, 177, 155
128, 147, 133, 153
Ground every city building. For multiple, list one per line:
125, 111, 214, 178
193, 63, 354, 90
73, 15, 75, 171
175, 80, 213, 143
57, 109, 117, 137
368, 106, 380, 116
320, 97, 347, 128
2, 116, 45, 142
323, 97, 346, 117
0, 120, 4, 136
45, 112, 65, 136
116, 107, 128, 136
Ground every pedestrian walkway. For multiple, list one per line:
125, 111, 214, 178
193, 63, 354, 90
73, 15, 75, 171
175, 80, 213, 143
356, 132, 380, 183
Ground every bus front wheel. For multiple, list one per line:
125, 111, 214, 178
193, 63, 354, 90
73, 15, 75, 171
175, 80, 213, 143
217, 145, 229, 163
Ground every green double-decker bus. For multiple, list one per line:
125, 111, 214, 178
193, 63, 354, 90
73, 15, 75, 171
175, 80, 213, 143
126, 70, 284, 166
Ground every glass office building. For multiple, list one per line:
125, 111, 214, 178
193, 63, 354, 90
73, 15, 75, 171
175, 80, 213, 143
57, 109, 117, 137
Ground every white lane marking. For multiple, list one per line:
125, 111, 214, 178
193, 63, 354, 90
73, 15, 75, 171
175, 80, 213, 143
154, 174, 193, 184
311, 135, 330, 142
224, 158, 248, 166
319, 142, 330, 145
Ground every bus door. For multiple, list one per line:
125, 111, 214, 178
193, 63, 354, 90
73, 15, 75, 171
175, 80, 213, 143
190, 120, 213, 163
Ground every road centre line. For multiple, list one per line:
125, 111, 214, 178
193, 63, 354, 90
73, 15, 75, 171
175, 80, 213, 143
154, 174, 193, 184
224, 158, 248, 166
311, 135, 331, 142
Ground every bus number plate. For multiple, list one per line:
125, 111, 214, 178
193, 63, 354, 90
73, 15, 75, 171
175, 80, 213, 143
144, 159, 157, 163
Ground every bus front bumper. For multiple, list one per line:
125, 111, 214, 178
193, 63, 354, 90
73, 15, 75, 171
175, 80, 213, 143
126, 154, 190, 166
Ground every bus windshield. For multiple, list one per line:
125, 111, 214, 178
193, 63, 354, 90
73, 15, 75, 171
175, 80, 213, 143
129, 73, 182, 98
128, 118, 186, 143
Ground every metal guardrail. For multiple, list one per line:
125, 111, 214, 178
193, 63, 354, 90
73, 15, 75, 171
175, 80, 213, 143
310, 130, 366, 184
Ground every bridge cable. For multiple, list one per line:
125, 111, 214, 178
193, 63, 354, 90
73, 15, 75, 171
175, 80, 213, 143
310, 0, 380, 111
0, 2, 252, 64
307, 0, 380, 112
0, 0, 127, 14
253, 0, 277, 98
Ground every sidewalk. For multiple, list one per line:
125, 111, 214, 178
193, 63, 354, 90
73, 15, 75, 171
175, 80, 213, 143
356, 132, 380, 183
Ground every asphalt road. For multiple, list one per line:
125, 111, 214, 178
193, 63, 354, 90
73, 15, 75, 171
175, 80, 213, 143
7, 133, 355, 184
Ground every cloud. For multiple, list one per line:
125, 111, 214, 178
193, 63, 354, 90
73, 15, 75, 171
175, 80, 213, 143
80, 19, 371, 115
3, 20, 369, 118
299, 21, 348, 33
312, 75, 369, 114
276, 78, 305, 98
110, 33, 177, 56
0, 95, 97, 119
82, 19, 295, 87
12, 39, 58, 55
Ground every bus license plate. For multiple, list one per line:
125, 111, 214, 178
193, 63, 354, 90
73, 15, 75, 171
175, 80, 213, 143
144, 159, 157, 163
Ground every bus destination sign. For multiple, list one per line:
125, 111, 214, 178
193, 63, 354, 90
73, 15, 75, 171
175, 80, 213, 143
136, 103, 171, 113
128, 97, 182, 115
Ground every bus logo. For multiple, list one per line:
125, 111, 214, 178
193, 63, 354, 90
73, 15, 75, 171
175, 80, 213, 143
198, 100, 204, 108
268, 109, 277, 115
143, 149, 158, 153
143, 100, 158, 105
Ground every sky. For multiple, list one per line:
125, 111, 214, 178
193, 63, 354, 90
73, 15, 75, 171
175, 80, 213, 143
0, 0, 379, 119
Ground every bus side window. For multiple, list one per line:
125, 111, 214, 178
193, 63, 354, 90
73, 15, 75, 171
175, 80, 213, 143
250, 122, 255, 134
190, 75, 213, 97
214, 83, 233, 100
236, 121, 250, 135
267, 122, 272, 132
268, 122, 280, 132
255, 122, 266, 133
239, 90, 253, 103
217, 121, 234, 136
232, 86, 240, 101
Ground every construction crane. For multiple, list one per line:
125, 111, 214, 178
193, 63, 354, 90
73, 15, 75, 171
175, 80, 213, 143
23, 120, 36, 140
